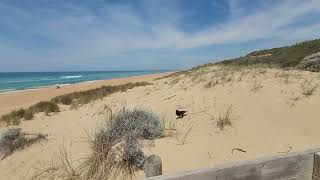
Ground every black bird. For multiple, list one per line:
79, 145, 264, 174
176, 109, 187, 118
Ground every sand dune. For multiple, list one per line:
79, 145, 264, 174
1, 66, 320, 180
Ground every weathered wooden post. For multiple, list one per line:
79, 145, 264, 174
313, 152, 320, 180
143, 154, 162, 177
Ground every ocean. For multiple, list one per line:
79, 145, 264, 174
0, 70, 169, 93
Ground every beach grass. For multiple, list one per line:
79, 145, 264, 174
0, 82, 152, 126
32, 107, 164, 180
0, 128, 47, 159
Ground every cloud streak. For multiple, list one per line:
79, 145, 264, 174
0, 0, 319, 71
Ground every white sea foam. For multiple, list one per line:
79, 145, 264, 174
60, 75, 83, 79
6, 79, 39, 83
0, 89, 16, 93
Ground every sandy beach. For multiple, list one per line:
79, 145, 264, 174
0, 73, 169, 116
1, 67, 320, 180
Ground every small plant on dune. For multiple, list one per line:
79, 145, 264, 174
29, 101, 60, 115
32, 147, 80, 180
0, 101, 59, 125
159, 111, 177, 137
301, 79, 318, 97
23, 110, 34, 120
287, 96, 301, 107
217, 106, 233, 131
276, 71, 293, 84
0, 109, 24, 126
177, 125, 193, 145
0, 108, 35, 125
169, 77, 181, 85
250, 80, 263, 92
82, 108, 165, 179
0, 128, 47, 159
257, 68, 267, 74
33, 108, 164, 180
70, 101, 79, 110
204, 77, 219, 88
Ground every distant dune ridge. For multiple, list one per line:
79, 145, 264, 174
0, 38, 320, 179
216, 38, 320, 71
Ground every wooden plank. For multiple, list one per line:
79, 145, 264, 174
313, 175, 320, 180
144, 155, 162, 177
145, 149, 320, 180
313, 152, 320, 177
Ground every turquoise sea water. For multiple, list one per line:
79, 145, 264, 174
0, 70, 169, 93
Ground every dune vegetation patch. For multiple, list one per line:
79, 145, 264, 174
0, 101, 60, 126
0, 128, 47, 159
33, 108, 165, 180
52, 82, 152, 106
301, 79, 318, 97
0, 82, 152, 126
216, 106, 233, 131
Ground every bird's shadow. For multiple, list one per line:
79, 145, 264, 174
176, 114, 188, 119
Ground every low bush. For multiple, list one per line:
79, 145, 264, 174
0, 109, 25, 126
82, 108, 164, 179
0, 114, 21, 126
29, 101, 60, 115
301, 79, 318, 97
23, 110, 34, 120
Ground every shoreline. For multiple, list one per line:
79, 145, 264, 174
0, 72, 171, 116
0, 71, 173, 94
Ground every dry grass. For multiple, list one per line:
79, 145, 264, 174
0, 128, 47, 159
1, 82, 152, 126
29, 101, 60, 115
32, 147, 81, 180
169, 77, 181, 85
287, 96, 301, 107
301, 79, 318, 97
177, 125, 193, 145
52, 82, 152, 106
216, 106, 233, 130
0, 101, 59, 126
82, 108, 165, 179
250, 80, 263, 92
204, 77, 219, 88
33, 107, 165, 180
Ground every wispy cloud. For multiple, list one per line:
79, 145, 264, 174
0, 0, 319, 71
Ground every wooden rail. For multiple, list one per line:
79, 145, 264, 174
144, 148, 320, 180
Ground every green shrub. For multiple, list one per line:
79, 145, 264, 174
23, 110, 34, 120
29, 101, 60, 115
216, 39, 320, 70
0, 109, 26, 126
52, 95, 73, 105
82, 108, 164, 179
0, 114, 21, 126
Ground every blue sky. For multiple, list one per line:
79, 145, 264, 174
0, 0, 319, 72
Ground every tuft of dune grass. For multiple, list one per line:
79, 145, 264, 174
301, 79, 318, 97
33, 107, 165, 180
217, 106, 233, 130
0, 128, 47, 159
